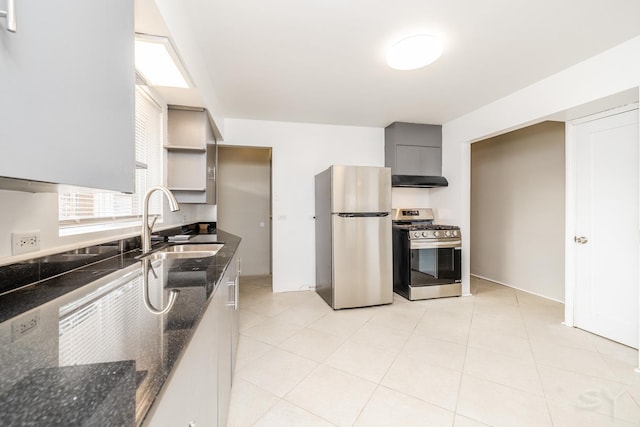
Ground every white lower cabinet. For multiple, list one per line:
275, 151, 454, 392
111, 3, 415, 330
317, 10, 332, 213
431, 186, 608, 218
144, 252, 239, 427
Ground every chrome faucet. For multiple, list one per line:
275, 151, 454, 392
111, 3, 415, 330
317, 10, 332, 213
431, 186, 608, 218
142, 186, 180, 254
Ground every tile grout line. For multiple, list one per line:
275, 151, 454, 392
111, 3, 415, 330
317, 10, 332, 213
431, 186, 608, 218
515, 285, 557, 427
450, 280, 477, 426
350, 302, 456, 426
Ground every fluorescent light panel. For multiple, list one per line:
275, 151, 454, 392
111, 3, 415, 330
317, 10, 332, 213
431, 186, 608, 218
135, 35, 190, 88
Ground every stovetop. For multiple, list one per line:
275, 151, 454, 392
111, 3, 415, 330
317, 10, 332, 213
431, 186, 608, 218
394, 224, 461, 240
393, 223, 459, 231
392, 208, 460, 240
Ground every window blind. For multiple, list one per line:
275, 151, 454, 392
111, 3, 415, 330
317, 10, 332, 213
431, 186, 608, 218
58, 276, 141, 366
59, 88, 163, 227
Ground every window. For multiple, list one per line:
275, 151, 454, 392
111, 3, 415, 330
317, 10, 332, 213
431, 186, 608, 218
59, 88, 163, 233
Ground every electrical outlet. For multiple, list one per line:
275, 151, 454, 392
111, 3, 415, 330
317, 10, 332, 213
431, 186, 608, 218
11, 230, 41, 255
11, 311, 40, 342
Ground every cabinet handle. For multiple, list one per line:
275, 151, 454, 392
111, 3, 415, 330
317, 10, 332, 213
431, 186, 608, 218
235, 258, 240, 310
234, 275, 239, 311
226, 276, 239, 310
0, 0, 16, 33
226, 279, 236, 309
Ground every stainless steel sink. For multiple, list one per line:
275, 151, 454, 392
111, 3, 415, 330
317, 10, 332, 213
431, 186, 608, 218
142, 243, 223, 261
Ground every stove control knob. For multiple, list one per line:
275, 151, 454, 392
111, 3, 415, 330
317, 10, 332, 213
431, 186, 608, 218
422, 231, 428, 237
445, 230, 451, 237
452, 230, 458, 237
413, 232, 421, 238
434, 231, 440, 237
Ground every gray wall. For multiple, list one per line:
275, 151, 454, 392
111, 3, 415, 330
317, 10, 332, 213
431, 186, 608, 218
217, 147, 272, 276
471, 121, 565, 301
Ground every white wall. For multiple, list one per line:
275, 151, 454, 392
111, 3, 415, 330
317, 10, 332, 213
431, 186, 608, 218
391, 188, 431, 212
222, 119, 384, 292
471, 122, 565, 301
434, 35, 640, 296
153, 0, 225, 138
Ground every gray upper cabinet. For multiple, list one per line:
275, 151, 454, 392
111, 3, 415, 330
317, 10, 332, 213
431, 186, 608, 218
166, 107, 217, 204
385, 122, 442, 176
0, 0, 135, 192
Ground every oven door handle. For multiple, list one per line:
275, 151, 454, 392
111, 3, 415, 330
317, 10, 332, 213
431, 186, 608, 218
410, 240, 461, 250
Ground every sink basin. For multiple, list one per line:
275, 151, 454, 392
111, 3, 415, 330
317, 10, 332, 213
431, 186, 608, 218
164, 244, 223, 253
142, 243, 223, 261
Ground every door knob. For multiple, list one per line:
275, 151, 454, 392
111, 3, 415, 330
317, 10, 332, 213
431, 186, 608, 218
574, 236, 588, 244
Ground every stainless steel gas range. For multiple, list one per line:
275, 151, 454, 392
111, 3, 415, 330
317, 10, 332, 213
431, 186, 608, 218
392, 208, 462, 300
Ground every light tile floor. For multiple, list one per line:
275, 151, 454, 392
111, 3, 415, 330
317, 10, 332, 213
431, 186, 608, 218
227, 276, 640, 426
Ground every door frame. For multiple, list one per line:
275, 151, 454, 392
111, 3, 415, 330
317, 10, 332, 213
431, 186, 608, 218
563, 103, 640, 343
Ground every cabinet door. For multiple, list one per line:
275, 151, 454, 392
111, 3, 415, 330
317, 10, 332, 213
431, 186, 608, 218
0, 0, 135, 192
144, 296, 218, 427
395, 145, 442, 176
217, 251, 240, 427
385, 122, 443, 177
167, 153, 207, 191
230, 256, 240, 366
217, 272, 233, 427
206, 142, 217, 204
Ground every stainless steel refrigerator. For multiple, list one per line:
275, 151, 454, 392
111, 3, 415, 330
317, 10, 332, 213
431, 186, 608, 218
315, 165, 393, 309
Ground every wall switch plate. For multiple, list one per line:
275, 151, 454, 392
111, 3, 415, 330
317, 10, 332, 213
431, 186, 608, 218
11, 230, 41, 255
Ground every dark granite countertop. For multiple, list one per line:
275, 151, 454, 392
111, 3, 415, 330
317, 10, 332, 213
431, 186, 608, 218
0, 229, 241, 426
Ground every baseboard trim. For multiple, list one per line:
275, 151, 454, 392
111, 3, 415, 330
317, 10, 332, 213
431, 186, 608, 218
471, 274, 564, 304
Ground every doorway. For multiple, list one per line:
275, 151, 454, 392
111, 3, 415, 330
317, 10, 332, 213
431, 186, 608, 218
217, 146, 272, 279
470, 122, 566, 300
568, 105, 639, 348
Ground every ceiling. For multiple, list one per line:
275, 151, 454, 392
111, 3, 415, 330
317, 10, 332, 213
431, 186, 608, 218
137, 0, 640, 128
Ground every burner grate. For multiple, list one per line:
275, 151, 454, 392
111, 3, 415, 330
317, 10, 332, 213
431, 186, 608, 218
392, 223, 460, 231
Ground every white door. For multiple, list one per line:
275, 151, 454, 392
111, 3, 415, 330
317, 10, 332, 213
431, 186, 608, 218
574, 107, 639, 348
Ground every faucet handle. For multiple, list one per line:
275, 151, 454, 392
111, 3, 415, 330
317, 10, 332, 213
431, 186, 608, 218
148, 215, 158, 231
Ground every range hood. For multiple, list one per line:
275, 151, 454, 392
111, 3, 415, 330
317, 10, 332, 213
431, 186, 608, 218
385, 122, 448, 188
391, 175, 448, 188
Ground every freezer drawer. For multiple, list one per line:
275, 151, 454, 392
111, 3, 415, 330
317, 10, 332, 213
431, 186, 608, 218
331, 214, 392, 309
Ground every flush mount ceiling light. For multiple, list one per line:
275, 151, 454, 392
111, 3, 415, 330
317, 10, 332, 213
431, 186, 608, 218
386, 34, 443, 71
135, 34, 191, 88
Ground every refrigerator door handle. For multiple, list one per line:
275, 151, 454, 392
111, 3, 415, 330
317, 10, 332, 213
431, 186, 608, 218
337, 212, 390, 218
